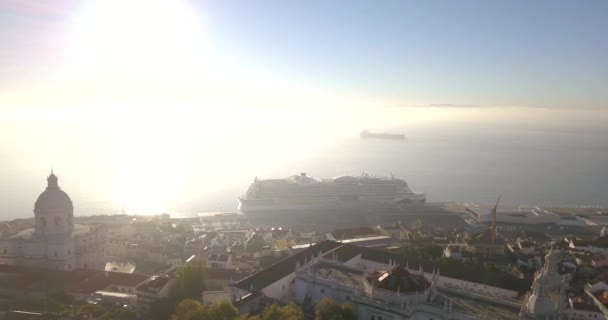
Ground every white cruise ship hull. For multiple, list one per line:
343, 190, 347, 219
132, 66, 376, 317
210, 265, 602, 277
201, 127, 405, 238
239, 173, 426, 214
238, 193, 426, 213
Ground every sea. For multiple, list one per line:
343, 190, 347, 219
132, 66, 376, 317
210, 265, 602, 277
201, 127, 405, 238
1, 106, 607, 220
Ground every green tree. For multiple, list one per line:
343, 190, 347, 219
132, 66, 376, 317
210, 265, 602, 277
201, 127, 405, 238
206, 301, 239, 320
315, 298, 355, 320
170, 299, 206, 320
99, 308, 137, 320
260, 303, 304, 320
170, 300, 239, 320
173, 261, 208, 300
74, 304, 105, 318
150, 297, 178, 320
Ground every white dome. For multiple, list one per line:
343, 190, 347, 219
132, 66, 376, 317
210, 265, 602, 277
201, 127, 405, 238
33, 172, 74, 236
35, 187, 73, 213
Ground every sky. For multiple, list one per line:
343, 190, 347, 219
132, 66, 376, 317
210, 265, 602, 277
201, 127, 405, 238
0, 0, 607, 109
1, 0, 608, 217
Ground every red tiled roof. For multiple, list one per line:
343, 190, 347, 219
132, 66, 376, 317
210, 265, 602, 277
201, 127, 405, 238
593, 290, 608, 306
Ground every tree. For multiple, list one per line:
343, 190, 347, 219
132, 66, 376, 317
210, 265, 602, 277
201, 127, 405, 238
315, 298, 355, 320
173, 261, 208, 300
170, 299, 238, 320
206, 301, 239, 320
150, 297, 178, 320
149, 262, 208, 320
74, 304, 105, 318
99, 309, 137, 320
170, 299, 206, 320
261, 303, 304, 320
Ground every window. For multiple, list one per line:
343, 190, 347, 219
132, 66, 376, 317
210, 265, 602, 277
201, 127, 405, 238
371, 317, 375, 320
320, 288, 325, 293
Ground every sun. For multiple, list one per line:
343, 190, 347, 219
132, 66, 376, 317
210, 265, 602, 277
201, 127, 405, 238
60, 0, 209, 214
62, 0, 211, 97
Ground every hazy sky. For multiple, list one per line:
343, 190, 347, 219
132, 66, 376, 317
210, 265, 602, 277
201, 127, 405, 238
0, 0, 607, 109
1, 0, 608, 217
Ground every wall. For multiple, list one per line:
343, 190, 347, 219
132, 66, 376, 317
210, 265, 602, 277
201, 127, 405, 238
566, 308, 604, 320
343, 254, 518, 299
261, 272, 295, 302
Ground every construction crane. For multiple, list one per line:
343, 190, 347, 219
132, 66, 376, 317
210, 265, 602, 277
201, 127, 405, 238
491, 195, 502, 245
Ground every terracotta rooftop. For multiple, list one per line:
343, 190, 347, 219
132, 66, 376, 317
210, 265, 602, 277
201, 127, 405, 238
593, 290, 608, 306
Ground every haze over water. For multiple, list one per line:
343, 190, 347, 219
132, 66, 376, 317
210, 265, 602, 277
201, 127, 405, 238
1, 1, 607, 219
1, 106, 607, 220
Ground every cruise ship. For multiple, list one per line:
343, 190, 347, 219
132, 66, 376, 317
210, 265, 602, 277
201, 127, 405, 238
238, 173, 426, 213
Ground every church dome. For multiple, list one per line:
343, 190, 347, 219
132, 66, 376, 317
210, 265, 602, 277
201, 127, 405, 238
34, 172, 73, 213
33, 171, 74, 236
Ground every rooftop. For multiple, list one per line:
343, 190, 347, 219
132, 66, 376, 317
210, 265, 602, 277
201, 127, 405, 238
367, 265, 430, 293
137, 275, 170, 292
232, 240, 343, 291
332, 227, 379, 240
309, 261, 365, 288
71, 271, 148, 294
4, 224, 94, 240
593, 290, 608, 307
572, 301, 601, 312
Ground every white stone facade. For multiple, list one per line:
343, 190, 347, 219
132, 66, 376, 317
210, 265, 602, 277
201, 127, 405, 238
519, 250, 568, 319
0, 172, 107, 271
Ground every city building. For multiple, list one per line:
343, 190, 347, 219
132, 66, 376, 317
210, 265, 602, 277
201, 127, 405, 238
585, 281, 608, 319
519, 250, 567, 319
136, 266, 180, 310
231, 241, 522, 319
0, 171, 107, 271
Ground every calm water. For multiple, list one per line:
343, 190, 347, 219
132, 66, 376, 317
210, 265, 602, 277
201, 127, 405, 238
1, 107, 607, 219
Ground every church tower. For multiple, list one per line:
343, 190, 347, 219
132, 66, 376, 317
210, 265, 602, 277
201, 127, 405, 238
34, 171, 75, 236
519, 249, 566, 319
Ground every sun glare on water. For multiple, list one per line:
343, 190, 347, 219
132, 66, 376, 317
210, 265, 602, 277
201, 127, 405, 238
48, 0, 438, 214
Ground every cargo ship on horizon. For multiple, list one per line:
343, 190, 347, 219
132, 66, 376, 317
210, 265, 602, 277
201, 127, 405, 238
360, 130, 405, 140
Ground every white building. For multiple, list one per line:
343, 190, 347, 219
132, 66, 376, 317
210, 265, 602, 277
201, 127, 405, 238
231, 241, 522, 319
0, 171, 107, 271
519, 250, 568, 319
136, 266, 180, 310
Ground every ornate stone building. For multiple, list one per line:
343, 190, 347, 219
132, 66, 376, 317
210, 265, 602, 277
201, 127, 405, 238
0, 171, 107, 270
519, 249, 567, 319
